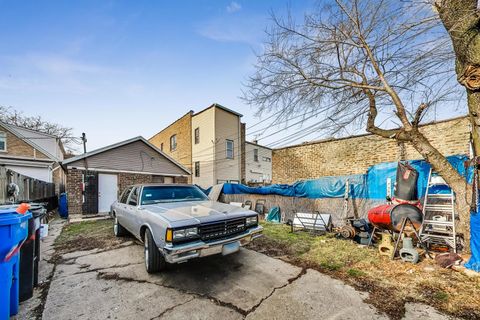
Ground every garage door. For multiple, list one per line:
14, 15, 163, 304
98, 174, 118, 213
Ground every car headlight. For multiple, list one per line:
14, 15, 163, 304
172, 227, 198, 240
246, 215, 258, 226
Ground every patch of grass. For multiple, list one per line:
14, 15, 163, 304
259, 222, 316, 255
347, 268, 366, 277
433, 291, 449, 302
55, 219, 127, 254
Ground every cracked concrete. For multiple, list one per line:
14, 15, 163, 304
41, 239, 451, 320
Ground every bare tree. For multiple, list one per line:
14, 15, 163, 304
244, 0, 474, 248
0, 106, 78, 153
435, 1, 480, 157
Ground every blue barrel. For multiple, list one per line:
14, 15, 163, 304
0, 209, 31, 319
58, 193, 68, 219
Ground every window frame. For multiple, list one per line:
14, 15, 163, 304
194, 127, 200, 144
0, 132, 6, 152
127, 187, 139, 206
119, 187, 133, 203
226, 139, 234, 159
194, 161, 200, 177
253, 149, 258, 162
170, 135, 177, 151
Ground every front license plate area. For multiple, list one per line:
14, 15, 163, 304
200, 246, 222, 257
222, 241, 240, 256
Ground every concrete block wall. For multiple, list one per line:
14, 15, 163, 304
272, 117, 470, 184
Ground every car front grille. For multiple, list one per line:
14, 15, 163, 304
199, 218, 246, 242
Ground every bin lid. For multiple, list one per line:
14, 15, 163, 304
0, 203, 46, 218
0, 210, 31, 226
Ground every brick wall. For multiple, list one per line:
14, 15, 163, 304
174, 176, 188, 184
149, 112, 193, 173
273, 117, 470, 184
66, 168, 83, 215
117, 172, 153, 196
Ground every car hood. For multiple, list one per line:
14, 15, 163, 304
142, 201, 254, 224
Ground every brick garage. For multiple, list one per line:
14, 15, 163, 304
63, 137, 190, 215
273, 116, 470, 184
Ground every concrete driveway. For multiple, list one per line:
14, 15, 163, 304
41, 241, 450, 320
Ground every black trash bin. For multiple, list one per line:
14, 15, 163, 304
19, 214, 35, 302
28, 203, 47, 287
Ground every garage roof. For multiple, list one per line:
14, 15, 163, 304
62, 136, 191, 176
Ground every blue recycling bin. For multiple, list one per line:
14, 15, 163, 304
58, 193, 68, 218
0, 209, 31, 319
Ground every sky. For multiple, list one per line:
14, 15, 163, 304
0, 0, 466, 152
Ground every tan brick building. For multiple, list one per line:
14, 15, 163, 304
149, 104, 244, 188
149, 111, 193, 174
273, 116, 470, 184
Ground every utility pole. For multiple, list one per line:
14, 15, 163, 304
81, 133, 87, 154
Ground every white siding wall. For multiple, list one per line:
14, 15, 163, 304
245, 143, 272, 183
214, 108, 241, 184
191, 108, 216, 188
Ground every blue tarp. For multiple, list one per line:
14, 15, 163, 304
466, 212, 480, 272
221, 154, 472, 200
366, 155, 471, 200
222, 174, 366, 199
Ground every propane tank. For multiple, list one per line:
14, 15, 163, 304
368, 203, 423, 232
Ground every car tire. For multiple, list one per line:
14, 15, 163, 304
144, 228, 166, 273
113, 217, 128, 237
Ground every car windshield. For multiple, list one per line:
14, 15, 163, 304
140, 186, 209, 205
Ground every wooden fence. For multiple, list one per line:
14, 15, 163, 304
0, 167, 57, 208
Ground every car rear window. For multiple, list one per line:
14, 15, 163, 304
141, 186, 209, 205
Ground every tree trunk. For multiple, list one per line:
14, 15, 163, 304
408, 129, 471, 251
436, 0, 480, 252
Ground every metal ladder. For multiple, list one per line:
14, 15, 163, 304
419, 168, 457, 252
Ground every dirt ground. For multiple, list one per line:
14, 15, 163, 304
247, 222, 480, 320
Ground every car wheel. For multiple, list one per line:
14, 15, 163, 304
113, 217, 128, 237
144, 228, 166, 273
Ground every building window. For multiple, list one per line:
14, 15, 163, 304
262, 156, 271, 162
0, 132, 5, 152
226, 140, 234, 159
253, 149, 258, 162
170, 135, 177, 151
160, 143, 164, 151
194, 127, 200, 144
195, 161, 200, 177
